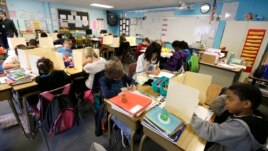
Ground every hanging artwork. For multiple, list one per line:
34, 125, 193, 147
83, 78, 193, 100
240, 29, 266, 72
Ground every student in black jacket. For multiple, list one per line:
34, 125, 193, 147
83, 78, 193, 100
0, 10, 18, 49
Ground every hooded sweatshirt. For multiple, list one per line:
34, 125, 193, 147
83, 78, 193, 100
191, 95, 268, 151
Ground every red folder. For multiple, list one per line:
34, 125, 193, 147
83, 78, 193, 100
109, 91, 152, 116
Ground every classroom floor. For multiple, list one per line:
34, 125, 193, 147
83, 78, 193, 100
0, 99, 166, 151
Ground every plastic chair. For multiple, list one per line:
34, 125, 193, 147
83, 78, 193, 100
128, 62, 137, 78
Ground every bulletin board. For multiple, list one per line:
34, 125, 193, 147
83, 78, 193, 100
58, 9, 89, 30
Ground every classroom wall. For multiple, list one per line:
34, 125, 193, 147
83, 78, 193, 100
6, 0, 112, 35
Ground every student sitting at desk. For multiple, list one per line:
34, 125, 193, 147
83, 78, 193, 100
191, 83, 268, 151
136, 42, 161, 75
28, 57, 71, 116
165, 40, 188, 71
100, 58, 136, 147
117, 35, 130, 61
83, 47, 106, 89
57, 39, 73, 67
53, 33, 65, 45
135, 37, 150, 58
2, 44, 28, 70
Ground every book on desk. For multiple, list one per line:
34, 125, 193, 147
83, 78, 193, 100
5, 68, 34, 85
109, 91, 152, 117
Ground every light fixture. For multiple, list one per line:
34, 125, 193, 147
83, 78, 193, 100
90, 3, 114, 9
200, 3, 211, 14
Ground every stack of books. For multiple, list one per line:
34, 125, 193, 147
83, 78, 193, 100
109, 91, 152, 117
5, 68, 33, 85
142, 106, 185, 143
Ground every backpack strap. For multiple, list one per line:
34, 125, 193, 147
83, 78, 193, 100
40, 91, 54, 102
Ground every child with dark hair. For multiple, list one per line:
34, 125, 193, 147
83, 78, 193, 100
136, 42, 161, 75
117, 34, 130, 60
53, 33, 65, 45
191, 83, 268, 151
165, 40, 188, 71
28, 39, 39, 48
35, 57, 70, 92
2, 44, 28, 70
40, 32, 48, 37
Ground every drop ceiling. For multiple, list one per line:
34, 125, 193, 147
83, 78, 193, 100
40, 0, 231, 10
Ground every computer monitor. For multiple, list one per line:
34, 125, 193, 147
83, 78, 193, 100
85, 29, 92, 35
100, 30, 107, 34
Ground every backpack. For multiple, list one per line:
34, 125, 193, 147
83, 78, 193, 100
40, 84, 77, 136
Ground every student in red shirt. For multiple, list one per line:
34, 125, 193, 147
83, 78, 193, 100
135, 37, 150, 58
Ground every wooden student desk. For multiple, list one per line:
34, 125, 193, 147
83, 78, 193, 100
0, 84, 29, 136
104, 85, 159, 151
199, 61, 243, 87
139, 124, 206, 151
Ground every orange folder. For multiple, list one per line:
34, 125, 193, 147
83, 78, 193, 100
109, 91, 152, 116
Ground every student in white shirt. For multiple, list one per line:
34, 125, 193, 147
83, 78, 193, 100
2, 44, 28, 70
136, 42, 161, 75
83, 47, 107, 89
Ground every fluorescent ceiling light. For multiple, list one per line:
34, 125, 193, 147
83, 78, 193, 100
90, 3, 114, 9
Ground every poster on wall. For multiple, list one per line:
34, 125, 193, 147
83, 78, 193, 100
240, 29, 266, 72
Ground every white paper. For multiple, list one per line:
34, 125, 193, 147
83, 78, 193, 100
17, 49, 30, 70
60, 21, 68, 28
68, 20, 75, 24
75, 20, 82, 27
129, 105, 142, 114
149, 71, 175, 79
75, 16, 81, 20
194, 105, 214, 121
28, 54, 41, 76
72, 50, 83, 72
165, 80, 200, 124
39, 37, 54, 48
82, 20, 89, 26
0, 77, 7, 84
68, 15, 73, 20
82, 16, 88, 21
71, 11, 76, 16
60, 14, 66, 20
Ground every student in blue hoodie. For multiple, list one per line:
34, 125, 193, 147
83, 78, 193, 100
100, 58, 136, 147
191, 83, 268, 151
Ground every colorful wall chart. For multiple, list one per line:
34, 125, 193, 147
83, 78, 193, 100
240, 29, 266, 72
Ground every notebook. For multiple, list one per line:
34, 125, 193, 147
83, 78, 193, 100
145, 106, 183, 136
109, 91, 152, 116
165, 79, 199, 124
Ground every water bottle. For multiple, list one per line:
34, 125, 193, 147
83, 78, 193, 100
227, 52, 234, 65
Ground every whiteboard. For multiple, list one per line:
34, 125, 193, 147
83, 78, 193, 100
130, 15, 218, 46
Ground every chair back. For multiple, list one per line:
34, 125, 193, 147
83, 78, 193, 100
39, 83, 77, 135
128, 62, 137, 77
92, 70, 105, 94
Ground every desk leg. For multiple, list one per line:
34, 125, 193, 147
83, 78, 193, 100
7, 98, 27, 137
108, 113, 112, 145
139, 134, 147, 151
130, 130, 136, 151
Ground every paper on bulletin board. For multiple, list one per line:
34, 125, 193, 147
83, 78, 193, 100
71, 11, 76, 16
75, 16, 81, 20
28, 12, 35, 19
75, 20, 82, 27
68, 20, 75, 24
60, 14, 66, 20
18, 10, 26, 18
60, 20, 68, 28
68, 15, 73, 20
82, 20, 88, 27
24, 20, 34, 32
82, 16, 88, 21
